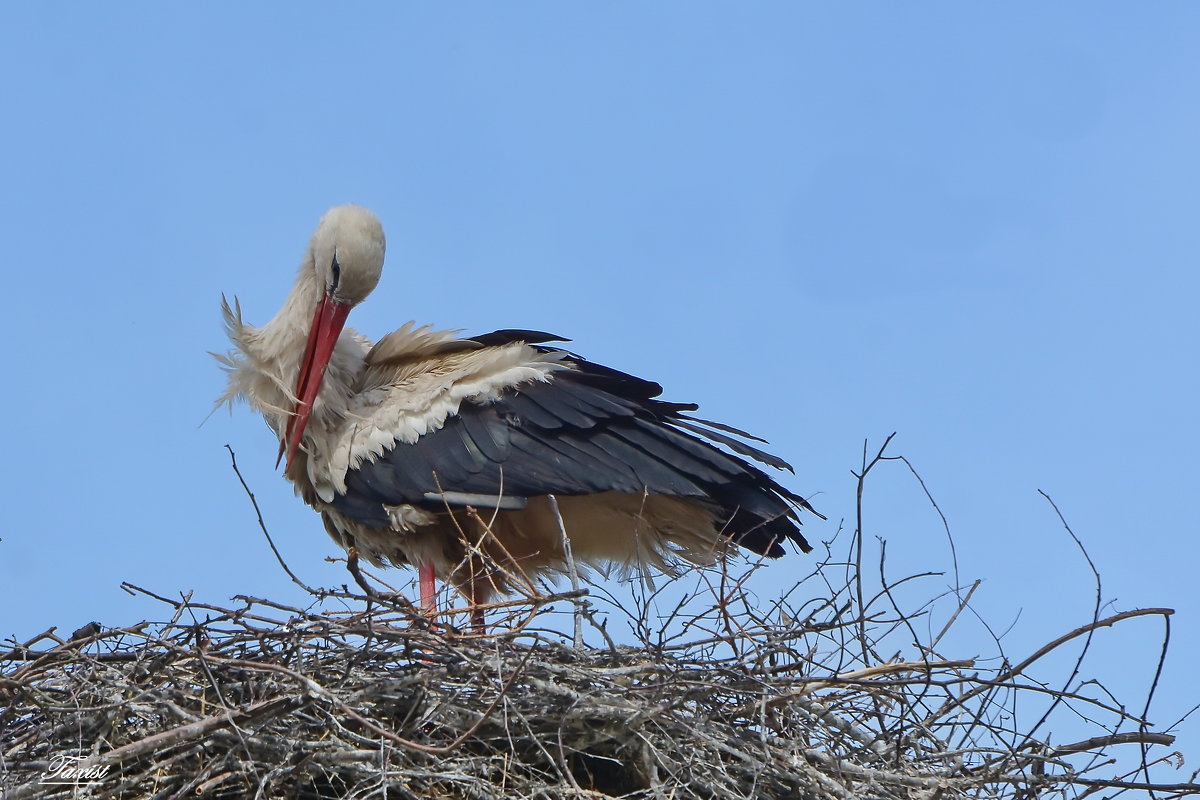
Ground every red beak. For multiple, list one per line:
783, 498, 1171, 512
279, 294, 352, 470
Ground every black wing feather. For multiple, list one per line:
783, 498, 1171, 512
523, 385, 598, 429
466, 329, 570, 348
551, 377, 638, 418
443, 424, 490, 481
501, 392, 565, 430
458, 404, 511, 463
585, 430, 710, 497
610, 424, 733, 486
671, 418, 794, 472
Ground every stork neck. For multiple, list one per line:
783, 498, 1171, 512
260, 271, 326, 361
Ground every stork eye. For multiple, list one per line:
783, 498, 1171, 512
330, 254, 342, 292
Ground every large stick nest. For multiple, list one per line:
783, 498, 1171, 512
2, 569, 1195, 799
3, 441, 1196, 798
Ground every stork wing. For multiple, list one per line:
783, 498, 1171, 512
332, 355, 815, 558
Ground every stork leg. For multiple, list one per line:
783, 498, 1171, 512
470, 604, 485, 631
418, 561, 437, 614
465, 556, 487, 632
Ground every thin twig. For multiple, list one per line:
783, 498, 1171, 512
546, 494, 584, 650
225, 444, 323, 597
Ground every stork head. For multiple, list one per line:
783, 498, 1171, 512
309, 204, 386, 306
281, 204, 386, 469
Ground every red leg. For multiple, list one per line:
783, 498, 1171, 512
419, 561, 437, 614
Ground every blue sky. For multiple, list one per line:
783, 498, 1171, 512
2, 4, 1196, 759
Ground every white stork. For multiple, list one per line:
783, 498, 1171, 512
217, 205, 818, 623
